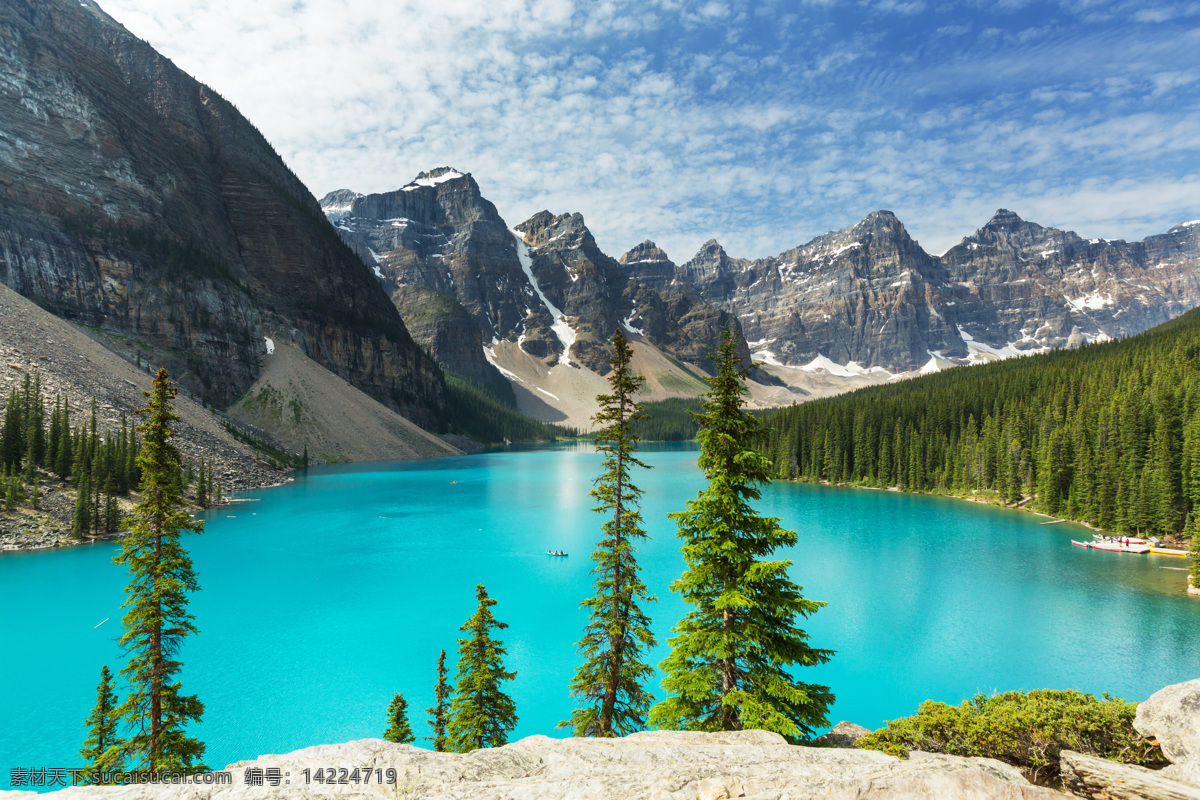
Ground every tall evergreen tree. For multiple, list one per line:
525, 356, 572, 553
47, 396, 62, 470
55, 402, 73, 480
195, 460, 208, 509
1, 388, 23, 469
72, 466, 91, 539
80, 665, 125, 779
425, 649, 450, 752
1188, 513, 1200, 589
446, 583, 517, 753
113, 369, 206, 774
564, 331, 657, 737
648, 327, 834, 741
382, 693, 416, 744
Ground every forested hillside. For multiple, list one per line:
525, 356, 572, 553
760, 307, 1200, 540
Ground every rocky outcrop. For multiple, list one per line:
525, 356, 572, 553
1060, 750, 1200, 800
320, 170, 540, 384
322, 178, 745, 378
516, 215, 747, 374
14, 730, 1061, 799
0, 283, 284, 551
0, 0, 445, 427
1135, 678, 1200, 786
635, 211, 1200, 373
813, 721, 872, 748
1061, 678, 1200, 799
939, 211, 1200, 357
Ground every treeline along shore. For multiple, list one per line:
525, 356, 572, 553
759, 304, 1200, 587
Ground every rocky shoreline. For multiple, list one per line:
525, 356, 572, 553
0, 283, 293, 553
0, 469, 291, 553
4, 679, 1199, 799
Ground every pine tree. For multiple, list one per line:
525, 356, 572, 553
425, 649, 450, 752
382, 692, 416, 744
446, 583, 517, 753
47, 396, 62, 470
2, 388, 23, 469
104, 474, 120, 533
564, 331, 657, 737
648, 327, 834, 741
73, 466, 91, 538
113, 369, 206, 774
4, 472, 18, 511
80, 665, 125, 779
195, 460, 208, 508
1188, 513, 1200, 589
55, 402, 73, 480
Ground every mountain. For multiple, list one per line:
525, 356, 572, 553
758, 288, 1200, 545
321, 171, 745, 427
0, 0, 445, 428
631, 210, 1200, 375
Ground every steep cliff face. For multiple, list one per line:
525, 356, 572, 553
0, 0, 444, 426
940, 210, 1200, 353
323, 174, 744, 378
644, 210, 1200, 373
321, 169, 528, 385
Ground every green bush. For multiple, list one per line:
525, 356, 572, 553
856, 689, 1166, 784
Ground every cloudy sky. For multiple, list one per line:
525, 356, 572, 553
102, 0, 1199, 260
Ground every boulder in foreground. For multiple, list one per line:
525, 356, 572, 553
10, 729, 1060, 799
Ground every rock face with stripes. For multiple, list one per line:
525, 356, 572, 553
0, 0, 444, 427
624, 209, 1200, 375
323, 177, 744, 377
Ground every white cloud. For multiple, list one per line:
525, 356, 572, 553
97, 0, 1200, 263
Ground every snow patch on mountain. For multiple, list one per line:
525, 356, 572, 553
366, 248, 385, 279
957, 325, 1048, 364
1066, 291, 1114, 311
483, 346, 524, 384
320, 194, 362, 221
622, 309, 644, 336
402, 169, 465, 191
800, 354, 890, 378
512, 230, 576, 365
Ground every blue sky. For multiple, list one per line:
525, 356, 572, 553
103, 0, 1200, 260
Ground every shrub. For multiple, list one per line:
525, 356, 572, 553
856, 689, 1166, 784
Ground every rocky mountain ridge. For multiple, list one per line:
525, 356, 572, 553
327, 166, 1200, 404
0, 0, 445, 429
321, 171, 745, 382
626, 210, 1200, 374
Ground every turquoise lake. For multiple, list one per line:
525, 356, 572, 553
3, 441, 1200, 786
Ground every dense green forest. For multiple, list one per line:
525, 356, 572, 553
1, 373, 143, 535
575, 398, 703, 442
442, 374, 577, 444
760, 307, 1200, 541
633, 398, 703, 441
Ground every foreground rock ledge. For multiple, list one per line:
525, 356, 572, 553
3, 730, 1059, 800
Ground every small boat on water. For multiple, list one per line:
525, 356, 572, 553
547, 551, 568, 557
1071, 540, 1091, 549
1091, 540, 1150, 554
1149, 547, 1189, 557
1093, 534, 1147, 545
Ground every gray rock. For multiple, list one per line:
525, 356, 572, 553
1136, 678, 1200, 786
629, 208, 1200, 374
22, 730, 1060, 799
322, 183, 746, 379
813, 721, 872, 748
0, 0, 445, 427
